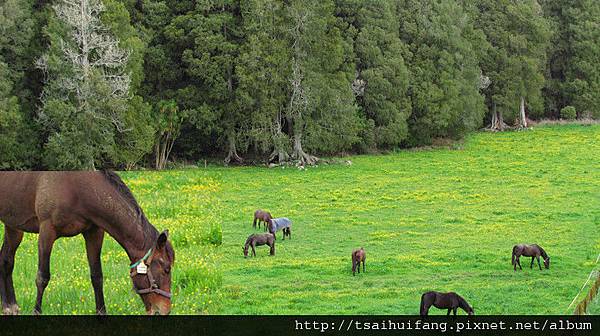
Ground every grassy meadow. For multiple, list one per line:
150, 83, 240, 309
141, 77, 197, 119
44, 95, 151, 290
1, 124, 599, 314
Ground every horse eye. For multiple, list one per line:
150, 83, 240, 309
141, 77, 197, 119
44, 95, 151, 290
165, 266, 171, 274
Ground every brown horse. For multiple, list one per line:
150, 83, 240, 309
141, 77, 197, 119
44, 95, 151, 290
0, 171, 174, 315
420, 291, 474, 316
243, 233, 275, 257
253, 210, 272, 231
512, 244, 550, 271
352, 248, 365, 276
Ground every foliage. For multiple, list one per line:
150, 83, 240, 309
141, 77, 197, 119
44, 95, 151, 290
399, 0, 486, 145
0, 0, 598, 169
472, 0, 551, 124
543, 0, 600, 118
560, 105, 577, 120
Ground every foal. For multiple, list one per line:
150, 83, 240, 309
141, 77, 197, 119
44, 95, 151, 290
352, 248, 366, 276
243, 233, 275, 257
253, 210, 272, 230
512, 244, 550, 271
420, 291, 474, 316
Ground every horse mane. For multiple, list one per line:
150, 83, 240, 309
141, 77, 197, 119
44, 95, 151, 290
536, 245, 549, 259
244, 234, 255, 247
101, 170, 154, 236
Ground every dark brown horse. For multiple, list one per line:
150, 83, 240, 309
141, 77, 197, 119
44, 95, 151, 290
512, 244, 550, 271
352, 248, 365, 276
420, 291, 474, 316
253, 210, 272, 231
0, 171, 175, 315
243, 233, 275, 257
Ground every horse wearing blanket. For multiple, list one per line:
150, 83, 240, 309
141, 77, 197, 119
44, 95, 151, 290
268, 217, 292, 240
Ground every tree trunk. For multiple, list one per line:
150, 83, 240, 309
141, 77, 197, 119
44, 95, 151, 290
489, 101, 506, 131
154, 132, 175, 170
268, 111, 289, 164
224, 131, 243, 165
518, 96, 528, 128
292, 130, 318, 166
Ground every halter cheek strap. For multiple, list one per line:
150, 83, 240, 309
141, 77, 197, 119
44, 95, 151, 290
130, 248, 172, 299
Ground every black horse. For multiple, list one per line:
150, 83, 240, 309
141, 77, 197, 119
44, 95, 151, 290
512, 244, 550, 271
420, 291, 474, 316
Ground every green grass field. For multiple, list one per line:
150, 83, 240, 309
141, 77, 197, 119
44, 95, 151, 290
1, 125, 599, 314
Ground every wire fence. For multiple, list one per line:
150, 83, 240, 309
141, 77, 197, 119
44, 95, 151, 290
572, 267, 600, 315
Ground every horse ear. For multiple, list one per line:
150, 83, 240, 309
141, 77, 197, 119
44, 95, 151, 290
157, 230, 169, 249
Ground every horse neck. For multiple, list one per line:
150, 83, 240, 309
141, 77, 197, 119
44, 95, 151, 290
539, 247, 548, 259
457, 296, 470, 311
93, 188, 158, 263
105, 214, 158, 263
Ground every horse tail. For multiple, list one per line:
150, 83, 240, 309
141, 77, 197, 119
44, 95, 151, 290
511, 250, 515, 265
511, 245, 517, 265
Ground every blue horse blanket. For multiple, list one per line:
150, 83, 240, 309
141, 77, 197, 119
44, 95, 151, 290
270, 217, 292, 232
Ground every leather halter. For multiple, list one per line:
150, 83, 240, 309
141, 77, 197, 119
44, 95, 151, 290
129, 248, 172, 299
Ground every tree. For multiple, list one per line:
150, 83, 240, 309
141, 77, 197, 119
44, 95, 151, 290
153, 99, 181, 170
336, 0, 411, 150
473, 0, 551, 129
286, 0, 361, 164
0, 0, 40, 169
237, 0, 291, 163
399, 0, 486, 145
543, 0, 600, 118
166, 0, 245, 164
37, 0, 147, 169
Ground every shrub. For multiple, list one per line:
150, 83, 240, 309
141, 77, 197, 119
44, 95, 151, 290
560, 106, 577, 120
205, 222, 223, 246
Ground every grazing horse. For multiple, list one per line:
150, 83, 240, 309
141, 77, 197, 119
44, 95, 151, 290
253, 210, 272, 231
0, 171, 175, 315
268, 217, 292, 240
243, 233, 275, 257
512, 244, 550, 271
352, 248, 366, 276
420, 291, 474, 316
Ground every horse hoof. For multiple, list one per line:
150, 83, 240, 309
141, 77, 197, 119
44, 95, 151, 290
33, 309, 42, 315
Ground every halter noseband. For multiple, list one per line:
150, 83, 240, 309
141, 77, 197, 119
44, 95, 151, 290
129, 248, 172, 299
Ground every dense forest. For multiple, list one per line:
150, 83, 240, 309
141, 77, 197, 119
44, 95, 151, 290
1, 0, 598, 170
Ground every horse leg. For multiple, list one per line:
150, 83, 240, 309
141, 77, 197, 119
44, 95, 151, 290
453, 307, 458, 316
420, 300, 430, 317
363, 258, 365, 273
251, 243, 256, 257
447, 309, 451, 316
83, 226, 106, 315
270, 242, 275, 256
530, 257, 535, 269
34, 223, 57, 315
517, 256, 522, 270
0, 227, 23, 315
253, 217, 257, 229
536, 256, 542, 270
